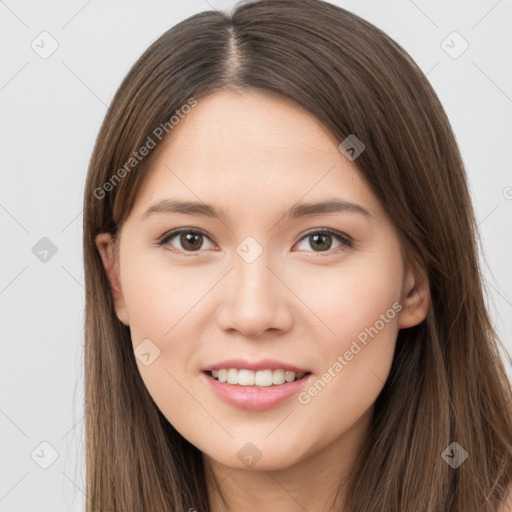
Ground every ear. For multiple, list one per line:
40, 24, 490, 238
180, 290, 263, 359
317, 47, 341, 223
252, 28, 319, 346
399, 258, 430, 329
95, 232, 130, 326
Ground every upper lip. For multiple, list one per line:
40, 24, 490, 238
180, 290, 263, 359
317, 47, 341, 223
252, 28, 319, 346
202, 358, 310, 374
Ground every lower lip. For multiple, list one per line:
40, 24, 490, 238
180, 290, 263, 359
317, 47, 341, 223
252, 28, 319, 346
202, 371, 312, 410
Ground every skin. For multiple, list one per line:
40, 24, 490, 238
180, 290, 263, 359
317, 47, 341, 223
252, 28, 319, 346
96, 89, 430, 511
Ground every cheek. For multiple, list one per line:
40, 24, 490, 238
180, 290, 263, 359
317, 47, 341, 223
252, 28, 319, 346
121, 251, 208, 342
294, 250, 403, 347
291, 251, 403, 415
119, 251, 217, 420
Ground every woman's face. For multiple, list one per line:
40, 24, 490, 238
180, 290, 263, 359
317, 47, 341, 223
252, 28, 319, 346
96, 89, 428, 472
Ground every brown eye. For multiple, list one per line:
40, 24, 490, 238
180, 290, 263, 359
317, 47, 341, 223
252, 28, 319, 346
179, 232, 203, 251
294, 230, 352, 253
158, 229, 215, 253
158, 228, 352, 255
309, 233, 332, 251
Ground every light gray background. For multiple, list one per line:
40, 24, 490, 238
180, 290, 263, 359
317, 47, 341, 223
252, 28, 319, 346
1, 0, 511, 510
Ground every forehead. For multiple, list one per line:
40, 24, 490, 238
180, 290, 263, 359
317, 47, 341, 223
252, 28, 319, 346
129, 89, 379, 221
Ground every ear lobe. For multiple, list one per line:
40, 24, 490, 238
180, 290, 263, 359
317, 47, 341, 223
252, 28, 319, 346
95, 232, 129, 326
398, 260, 430, 329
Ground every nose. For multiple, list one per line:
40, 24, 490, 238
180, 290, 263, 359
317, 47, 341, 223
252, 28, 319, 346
215, 249, 294, 338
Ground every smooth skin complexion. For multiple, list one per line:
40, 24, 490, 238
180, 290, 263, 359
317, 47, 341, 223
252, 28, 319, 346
96, 89, 430, 512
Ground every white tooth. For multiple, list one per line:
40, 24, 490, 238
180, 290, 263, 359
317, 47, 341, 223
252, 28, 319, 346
214, 368, 304, 386
238, 369, 255, 386
255, 369, 273, 387
227, 368, 238, 384
272, 369, 285, 385
284, 371, 296, 383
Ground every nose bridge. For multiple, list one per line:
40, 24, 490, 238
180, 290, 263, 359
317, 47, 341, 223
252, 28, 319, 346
233, 239, 280, 309
217, 236, 292, 335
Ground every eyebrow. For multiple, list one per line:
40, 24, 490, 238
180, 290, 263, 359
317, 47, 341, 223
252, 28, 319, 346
141, 198, 372, 221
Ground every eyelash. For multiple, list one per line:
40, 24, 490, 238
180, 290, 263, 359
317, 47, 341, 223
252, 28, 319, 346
155, 228, 353, 256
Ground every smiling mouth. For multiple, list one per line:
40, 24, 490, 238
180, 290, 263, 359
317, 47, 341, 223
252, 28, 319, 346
205, 369, 311, 387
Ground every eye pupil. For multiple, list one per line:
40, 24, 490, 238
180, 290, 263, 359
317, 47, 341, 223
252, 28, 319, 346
181, 232, 202, 251
310, 233, 331, 251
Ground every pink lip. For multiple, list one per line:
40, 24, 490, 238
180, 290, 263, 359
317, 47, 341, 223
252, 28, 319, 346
202, 358, 310, 373
201, 371, 312, 410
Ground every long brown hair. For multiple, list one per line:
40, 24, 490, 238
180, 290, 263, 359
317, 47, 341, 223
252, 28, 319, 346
82, 0, 512, 509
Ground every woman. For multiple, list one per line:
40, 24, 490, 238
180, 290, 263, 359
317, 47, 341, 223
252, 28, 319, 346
83, 0, 512, 510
